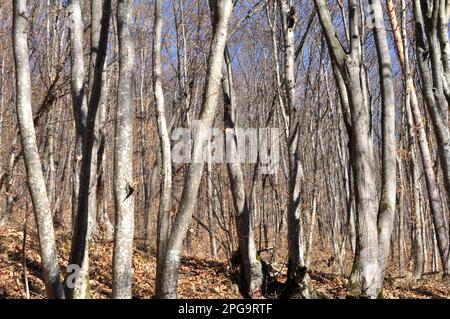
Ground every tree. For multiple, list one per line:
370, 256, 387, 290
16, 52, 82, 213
153, 0, 173, 298
66, 0, 111, 299
314, 0, 379, 298
12, 0, 64, 299
222, 46, 263, 297
158, 0, 234, 299
112, 0, 136, 299
413, 0, 450, 277
279, 0, 311, 299
368, 0, 397, 295
385, 0, 437, 281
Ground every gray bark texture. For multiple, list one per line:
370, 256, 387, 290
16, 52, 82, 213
12, 0, 65, 299
314, 0, 379, 298
158, 0, 233, 299
66, 0, 111, 299
222, 46, 263, 297
369, 0, 397, 295
280, 0, 311, 299
112, 0, 136, 299
413, 0, 450, 276
153, 0, 174, 298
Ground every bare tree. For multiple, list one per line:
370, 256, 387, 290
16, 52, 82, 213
369, 0, 397, 295
385, 0, 434, 281
66, 0, 111, 299
222, 46, 263, 297
158, 0, 233, 299
314, 0, 379, 298
278, 0, 312, 299
153, 0, 173, 298
12, 0, 64, 299
413, 0, 450, 276
112, 0, 136, 299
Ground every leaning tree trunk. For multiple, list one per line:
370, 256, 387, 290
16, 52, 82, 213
159, 0, 233, 299
112, 0, 136, 299
413, 0, 450, 276
153, 0, 173, 298
12, 0, 64, 299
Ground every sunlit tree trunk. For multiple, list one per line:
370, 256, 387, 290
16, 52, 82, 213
279, 0, 311, 299
222, 46, 263, 297
66, 0, 111, 299
159, 0, 233, 299
12, 0, 64, 299
369, 0, 397, 296
314, 0, 378, 298
153, 0, 173, 298
112, 0, 136, 299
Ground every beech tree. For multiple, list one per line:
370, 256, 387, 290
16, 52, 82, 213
12, 0, 64, 299
313, 0, 379, 298
112, 0, 136, 299
2, 0, 450, 301
159, 0, 234, 299
66, 0, 111, 299
153, 0, 173, 298
413, 0, 450, 277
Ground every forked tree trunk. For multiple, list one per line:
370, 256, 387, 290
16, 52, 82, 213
66, 0, 111, 299
222, 46, 263, 297
314, 0, 378, 298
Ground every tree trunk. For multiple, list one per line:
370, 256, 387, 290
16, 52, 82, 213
207, 162, 217, 259
222, 46, 263, 297
12, 0, 64, 299
314, 0, 378, 298
369, 0, 397, 296
159, 0, 233, 299
280, 0, 311, 299
153, 0, 173, 298
413, 0, 450, 276
66, 0, 111, 299
112, 0, 136, 299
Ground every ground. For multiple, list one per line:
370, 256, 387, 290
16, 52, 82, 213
0, 226, 449, 299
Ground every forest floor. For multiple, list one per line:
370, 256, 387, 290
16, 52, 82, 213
1, 226, 450, 299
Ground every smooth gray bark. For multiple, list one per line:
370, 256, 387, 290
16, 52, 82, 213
222, 46, 263, 297
369, 0, 397, 295
159, 0, 233, 299
112, 0, 136, 299
66, 0, 90, 299
66, 0, 111, 299
153, 0, 173, 298
413, 0, 450, 276
314, 0, 378, 298
68, 0, 88, 228
280, 0, 311, 299
12, 0, 64, 299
